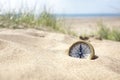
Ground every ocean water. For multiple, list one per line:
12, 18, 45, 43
54, 13, 120, 18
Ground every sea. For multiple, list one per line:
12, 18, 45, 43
54, 13, 120, 18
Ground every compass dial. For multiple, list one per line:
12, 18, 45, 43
69, 41, 95, 59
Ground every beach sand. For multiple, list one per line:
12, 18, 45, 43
64, 17, 120, 35
0, 17, 120, 80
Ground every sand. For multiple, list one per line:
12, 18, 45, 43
64, 17, 120, 35
0, 28, 120, 80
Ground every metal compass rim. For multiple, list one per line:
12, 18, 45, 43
68, 41, 95, 60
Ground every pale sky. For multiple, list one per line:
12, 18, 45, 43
0, 0, 120, 14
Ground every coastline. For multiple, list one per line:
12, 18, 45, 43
55, 13, 120, 18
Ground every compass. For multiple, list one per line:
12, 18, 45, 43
69, 41, 95, 60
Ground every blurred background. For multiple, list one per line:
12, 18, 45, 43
0, 0, 120, 14
0, 0, 120, 41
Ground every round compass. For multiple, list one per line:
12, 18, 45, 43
69, 41, 95, 60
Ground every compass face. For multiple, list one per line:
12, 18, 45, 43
69, 42, 91, 59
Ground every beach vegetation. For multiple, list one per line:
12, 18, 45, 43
97, 22, 120, 41
0, 6, 76, 36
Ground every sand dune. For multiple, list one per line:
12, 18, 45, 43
0, 29, 120, 80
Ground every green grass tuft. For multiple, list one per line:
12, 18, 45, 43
0, 7, 77, 36
97, 22, 120, 41
97, 22, 110, 39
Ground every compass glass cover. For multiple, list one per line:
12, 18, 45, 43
69, 43, 91, 58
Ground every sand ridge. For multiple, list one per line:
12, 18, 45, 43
0, 29, 120, 80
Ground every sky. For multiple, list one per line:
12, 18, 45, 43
0, 0, 120, 14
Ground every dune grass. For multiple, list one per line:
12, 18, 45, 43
97, 22, 120, 41
0, 0, 77, 36
0, 7, 77, 36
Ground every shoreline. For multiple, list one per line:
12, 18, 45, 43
59, 16, 120, 20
